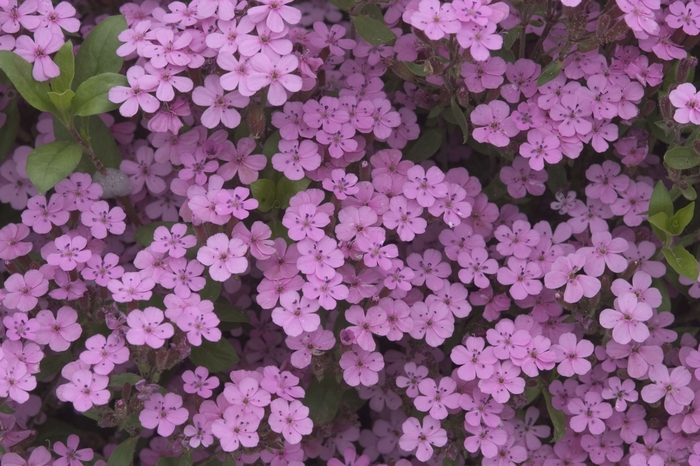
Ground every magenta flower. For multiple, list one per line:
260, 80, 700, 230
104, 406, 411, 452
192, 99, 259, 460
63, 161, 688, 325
52, 435, 93, 466
457, 247, 498, 289
272, 139, 321, 181
121, 146, 172, 195
108, 65, 159, 117
544, 253, 601, 303
666, 1, 700, 34
247, 54, 302, 106
409, 301, 454, 347
409, 0, 460, 40
568, 392, 613, 434
339, 346, 384, 387
478, 361, 525, 403
268, 399, 313, 445
403, 165, 448, 208
271, 291, 321, 337
579, 231, 629, 277
211, 407, 260, 452
13, 29, 63, 81
247, 0, 301, 32
519, 129, 562, 170
21, 194, 70, 234
471, 100, 519, 147
451, 336, 497, 381
126, 307, 174, 349
669, 83, 700, 125
495, 220, 540, 259
399, 416, 447, 462
79, 334, 130, 375
182, 367, 220, 398
414, 377, 460, 420
33, 306, 81, 352
322, 169, 359, 200
601, 376, 639, 412
0, 223, 32, 261
80, 201, 126, 239
585, 161, 630, 204
108, 272, 155, 303
151, 223, 196, 258
345, 304, 390, 351
3, 270, 48, 312
551, 332, 594, 376
197, 233, 249, 282
600, 293, 653, 344
296, 236, 344, 279
139, 392, 189, 436
457, 22, 503, 61
382, 196, 427, 242
47, 235, 91, 271
192, 75, 249, 129
641, 364, 694, 415
56, 369, 109, 412
0, 361, 36, 404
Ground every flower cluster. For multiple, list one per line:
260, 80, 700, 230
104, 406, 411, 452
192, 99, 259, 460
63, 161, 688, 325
0, 0, 699, 465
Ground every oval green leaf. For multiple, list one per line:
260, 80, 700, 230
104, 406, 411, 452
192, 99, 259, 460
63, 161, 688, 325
26, 141, 83, 194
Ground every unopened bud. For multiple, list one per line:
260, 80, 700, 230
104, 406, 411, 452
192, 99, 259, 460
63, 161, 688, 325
247, 102, 266, 140
457, 86, 470, 108
641, 100, 656, 117
676, 56, 698, 83
659, 95, 673, 119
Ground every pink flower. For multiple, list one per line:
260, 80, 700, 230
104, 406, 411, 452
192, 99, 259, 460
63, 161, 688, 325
108, 272, 155, 303
223, 377, 271, 418
458, 247, 498, 288
53, 435, 93, 466
271, 291, 321, 337
669, 83, 700, 125
272, 139, 321, 180
81, 253, 124, 287
495, 220, 540, 259
33, 306, 81, 352
13, 29, 63, 81
182, 367, 220, 398
451, 336, 497, 381
56, 369, 109, 412
339, 346, 385, 387
151, 224, 196, 258
641, 364, 694, 415
121, 146, 172, 195
519, 129, 562, 171
544, 253, 601, 303
47, 235, 91, 271
3, 270, 48, 312
414, 377, 460, 420
409, 301, 454, 347
551, 332, 594, 376
666, 1, 700, 34
79, 334, 130, 375
471, 100, 519, 147
197, 233, 249, 282
211, 407, 260, 452
409, 0, 460, 40
108, 65, 159, 117
399, 416, 447, 462
193, 75, 249, 129
247, 54, 302, 106
568, 392, 613, 434
21, 194, 70, 234
550, 94, 593, 137
478, 360, 525, 403
0, 223, 32, 260
322, 169, 359, 200
296, 236, 344, 279
601, 377, 638, 412
126, 307, 174, 349
463, 424, 508, 458
246, 0, 301, 32
0, 361, 36, 404
457, 22, 503, 61
403, 165, 448, 208
579, 231, 629, 277
345, 304, 390, 351
139, 392, 189, 436
268, 399, 313, 445
585, 161, 629, 204
218, 137, 267, 185
80, 201, 126, 239
600, 293, 653, 344
176, 303, 222, 346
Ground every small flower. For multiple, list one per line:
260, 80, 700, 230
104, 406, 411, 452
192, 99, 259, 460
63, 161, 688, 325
399, 416, 448, 462
640, 364, 694, 415
33, 306, 82, 352
56, 369, 109, 412
182, 367, 220, 398
47, 235, 92, 271
80, 201, 127, 239
197, 233, 249, 282
551, 332, 594, 376
126, 307, 174, 349
568, 392, 613, 434
268, 399, 313, 445
79, 334, 130, 375
139, 392, 189, 436
339, 346, 385, 387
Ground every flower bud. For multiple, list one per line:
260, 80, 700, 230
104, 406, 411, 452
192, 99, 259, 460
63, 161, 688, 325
659, 95, 672, 119
676, 57, 698, 84
247, 102, 266, 140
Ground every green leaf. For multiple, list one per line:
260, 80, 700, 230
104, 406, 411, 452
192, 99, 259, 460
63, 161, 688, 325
329, 0, 355, 11
74, 15, 127, 88
214, 300, 250, 323
450, 98, 469, 144
156, 457, 180, 466
262, 130, 282, 158
406, 129, 443, 162
106, 438, 137, 466
277, 177, 311, 209
109, 373, 143, 389
0, 51, 54, 112
48, 90, 76, 123
681, 184, 697, 201
648, 212, 671, 235
81, 115, 122, 169
51, 40, 75, 92
199, 280, 222, 302
662, 244, 699, 280
179, 452, 193, 466
669, 202, 695, 235
543, 383, 566, 442
546, 163, 567, 196
26, 141, 83, 194
73, 73, 127, 116
37, 352, 73, 380
536, 60, 563, 87
649, 181, 674, 219
665, 146, 700, 170
250, 179, 276, 212
503, 25, 522, 50
0, 101, 19, 163
305, 375, 343, 425
189, 338, 240, 372
404, 61, 430, 77
353, 16, 397, 45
